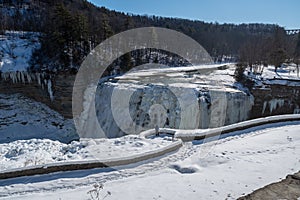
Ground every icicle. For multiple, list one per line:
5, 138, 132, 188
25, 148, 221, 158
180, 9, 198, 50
26, 72, 32, 83
269, 99, 285, 114
9, 72, 17, 83
294, 106, 300, 114
42, 78, 48, 90
262, 101, 267, 114
16, 71, 21, 83
36, 73, 41, 85
20, 71, 25, 83
47, 79, 54, 102
2, 73, 8, 81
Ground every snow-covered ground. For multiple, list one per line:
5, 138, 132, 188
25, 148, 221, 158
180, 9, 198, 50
263, 64, 300, 80
0, 94, 176, 171
117, 63, 238, 90
247, 64, 300, 81
119, 62, 248, 95
1, 121, 299, 200
0, 31, 40, 72
0, 93, 77, 143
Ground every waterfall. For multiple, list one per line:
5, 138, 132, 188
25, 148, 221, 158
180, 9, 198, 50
92, 82, 254, 138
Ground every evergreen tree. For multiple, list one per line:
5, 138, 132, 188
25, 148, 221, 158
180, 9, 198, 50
124, 16, 134, 30
234, 63, 246, 82
122, 52, 133, 72
101, 15, 114, 40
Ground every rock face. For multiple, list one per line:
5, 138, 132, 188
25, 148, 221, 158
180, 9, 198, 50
0, 71, 75, 118
0, 66, 256, 138
238, 171, 300, 200
250, 80, 300, 119
2, 68, 300, 139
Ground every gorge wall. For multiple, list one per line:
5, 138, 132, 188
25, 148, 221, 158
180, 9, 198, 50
250, 80, 300, 119
1, 71, 300, 138
0, 72, 75, 118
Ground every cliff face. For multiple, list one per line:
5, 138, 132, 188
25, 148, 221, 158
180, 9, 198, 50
0, 71, 75, 118
0, 65, 255, 138
250, 81, 300, 119
1, 70, 300, 138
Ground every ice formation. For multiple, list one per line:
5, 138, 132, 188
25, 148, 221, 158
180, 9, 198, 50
262, 99, 285, 114
47, 79, 54, 102
87, 65, 255, 138
1, 71, 54, 101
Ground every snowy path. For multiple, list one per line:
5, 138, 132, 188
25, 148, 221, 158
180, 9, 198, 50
1, 121, 300, 199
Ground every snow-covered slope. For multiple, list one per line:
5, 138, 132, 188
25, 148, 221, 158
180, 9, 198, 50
0, 93, 77, 143
0, 31, 40, 72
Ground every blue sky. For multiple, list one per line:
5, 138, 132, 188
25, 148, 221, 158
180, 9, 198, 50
89, 0, 299, 29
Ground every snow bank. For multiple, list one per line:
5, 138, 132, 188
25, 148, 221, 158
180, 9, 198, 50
0, 136, 182, 179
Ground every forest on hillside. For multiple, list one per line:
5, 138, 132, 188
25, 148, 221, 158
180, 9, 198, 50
0, 0, 299, 76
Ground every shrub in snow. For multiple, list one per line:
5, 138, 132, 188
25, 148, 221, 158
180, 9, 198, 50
87, 183, 111, 200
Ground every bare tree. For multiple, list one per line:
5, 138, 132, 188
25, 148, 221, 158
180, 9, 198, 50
294, 33, 300, 78
268, 27, 288, 74
239, 36, 267, 75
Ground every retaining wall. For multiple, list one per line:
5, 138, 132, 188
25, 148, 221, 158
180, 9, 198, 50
0, 140, 182, 180
140, 114, 300, 142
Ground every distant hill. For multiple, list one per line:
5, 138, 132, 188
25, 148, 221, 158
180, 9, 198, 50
0, 0, 291, 73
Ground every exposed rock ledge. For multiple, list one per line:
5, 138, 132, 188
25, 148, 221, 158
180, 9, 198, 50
239, 171, 300, 200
